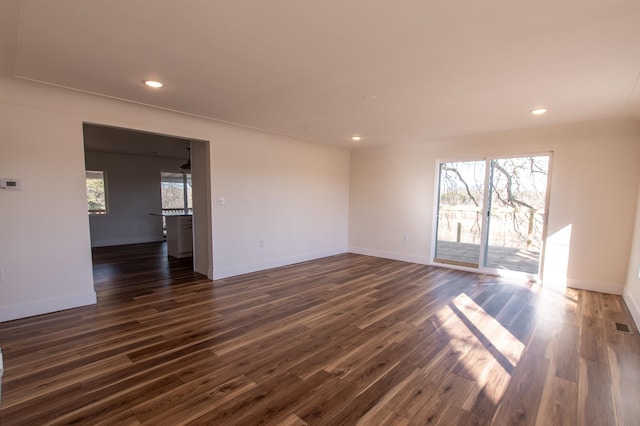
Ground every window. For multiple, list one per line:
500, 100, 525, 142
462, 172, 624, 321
161, 172, 192, 215
86, 170, 107, 215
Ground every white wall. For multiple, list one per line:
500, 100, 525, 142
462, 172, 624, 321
0, 102, 97, 321
0, 76, 350, 321
624, 178, 640, 327
350, 119, 640, 295
85, 151, 184, 247
210, 135, 350, 279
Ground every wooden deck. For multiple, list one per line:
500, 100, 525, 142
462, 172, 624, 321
436, 240, 541, 273
1, 242, 639, 425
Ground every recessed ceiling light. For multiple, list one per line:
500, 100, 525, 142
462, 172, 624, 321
362, 95, 377, 102
351, 136, 362, 141
530, 108, 548, 115
143, 80, 164, 88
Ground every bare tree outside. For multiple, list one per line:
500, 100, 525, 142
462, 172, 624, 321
488, 157, 549, 251
435, 156, 550, 273
86, 170, 106, 214
160, 172, 193, 237
161, 172, 192, 213
437, 161, 486, 245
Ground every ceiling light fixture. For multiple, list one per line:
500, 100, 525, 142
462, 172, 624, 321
351, 136, 362, 141
530, 108, 548, 115
143, 80, 164, 88
180, 148, 191, 171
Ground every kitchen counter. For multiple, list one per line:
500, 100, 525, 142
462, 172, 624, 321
165, 215, 193, 258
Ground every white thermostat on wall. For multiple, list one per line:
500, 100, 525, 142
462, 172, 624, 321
0, 178, 21, 190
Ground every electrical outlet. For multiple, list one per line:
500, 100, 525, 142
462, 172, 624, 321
0, 267, 4, 281
403, 234, 409, 243
259, 239, 265, 247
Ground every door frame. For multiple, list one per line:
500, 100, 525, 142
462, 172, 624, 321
83, 122, 214, 281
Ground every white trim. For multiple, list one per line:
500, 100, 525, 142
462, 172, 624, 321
623, 288, 640, 330
431, 260, 487, 274
478, 160, 492, 268
0, 291, 97, 323
213, 249, 347, 280
348, 246, 429, 265
566, 278, 624, 295
430, 163, 442, 261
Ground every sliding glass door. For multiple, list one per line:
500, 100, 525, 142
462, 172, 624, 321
434, 155, 551, 276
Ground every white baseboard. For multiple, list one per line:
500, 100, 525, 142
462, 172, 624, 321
566, 278, 624, 295
623, 287, 640, 330
212, 249, 347, 280
0, 291, 97, 322
348, 246, 430, 265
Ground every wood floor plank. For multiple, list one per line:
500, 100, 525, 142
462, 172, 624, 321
186, 371, 318, 425
279, 413, 310, 426
446, 408, 491, 426
535, 374, 578, 426
582, 290, 605, 318
319, 357, 416, 424
357, 408, 410, 426
93, 409, 142, 426
526, 318, 558, 359
577, 358, 617, 426
491, 352, 550, 426
580, 315, 609, 363
410, 372, 479, 425
1, 242, 639, 425
608, 347, 640, 426
132, 372, 254, 424
549, 323, 580, 382
354, 367, 422, 425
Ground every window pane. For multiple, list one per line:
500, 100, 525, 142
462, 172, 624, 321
86, 170, 107, 214
484, 155, 550, 273
161, 172, 192, 214
434, 161, 486, 267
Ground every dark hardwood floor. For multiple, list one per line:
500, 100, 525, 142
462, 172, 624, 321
1, 242, 640, 425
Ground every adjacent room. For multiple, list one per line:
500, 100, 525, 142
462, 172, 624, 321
1, 1, 640, 424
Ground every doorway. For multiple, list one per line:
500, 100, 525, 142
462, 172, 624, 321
434, 154, 551, 277
83, 123, 212, 279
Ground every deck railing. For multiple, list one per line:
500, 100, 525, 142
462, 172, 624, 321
437, 206, 545, 250
162, 208, 193, 216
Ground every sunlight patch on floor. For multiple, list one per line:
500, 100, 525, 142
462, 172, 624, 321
432, 293, 527, 404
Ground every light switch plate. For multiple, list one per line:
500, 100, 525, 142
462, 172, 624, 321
0, 178, 21, 190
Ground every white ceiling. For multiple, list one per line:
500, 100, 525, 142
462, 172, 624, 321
83, 124, 190, 159
8, 0, 640, 148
